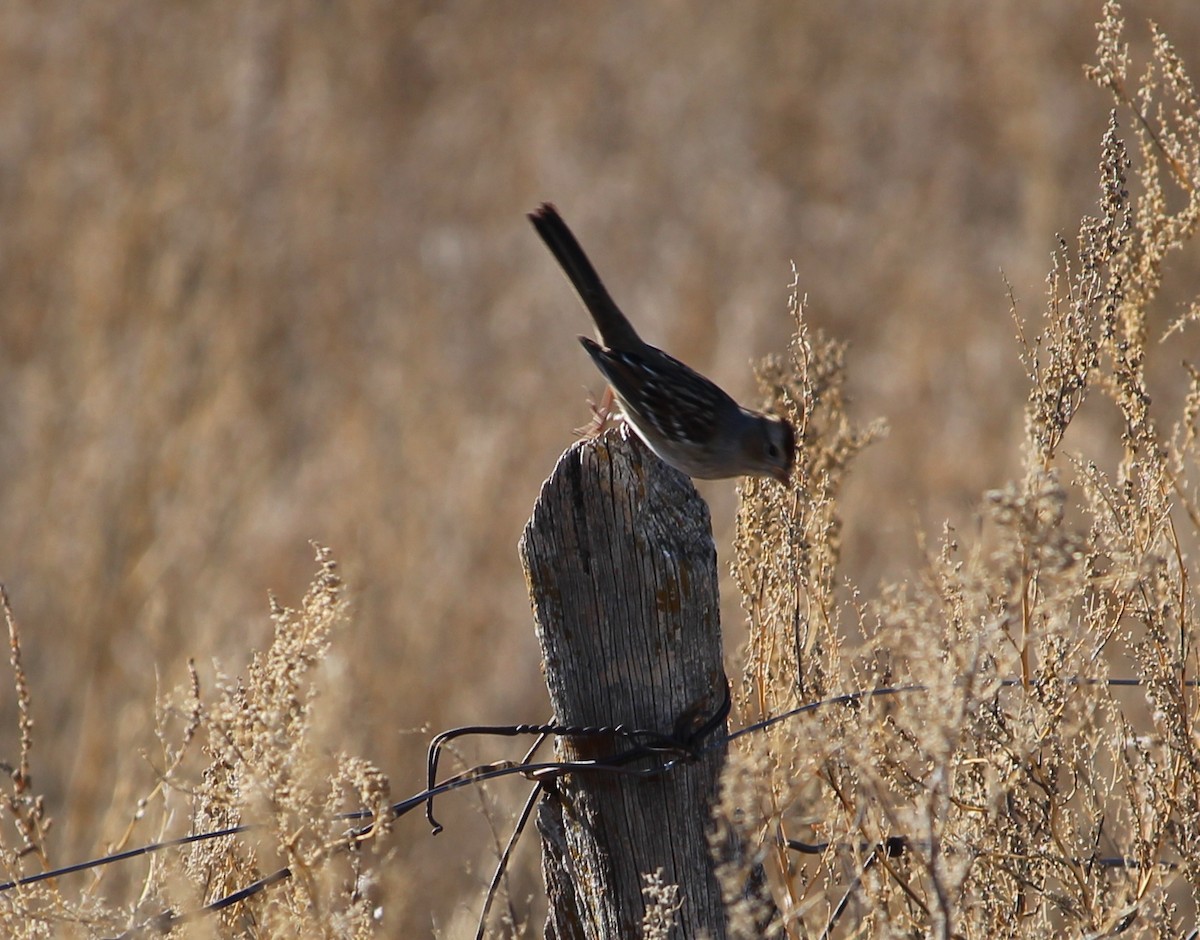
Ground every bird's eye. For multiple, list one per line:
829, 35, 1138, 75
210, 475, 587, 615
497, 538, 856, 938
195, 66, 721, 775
766, 442, 779, 458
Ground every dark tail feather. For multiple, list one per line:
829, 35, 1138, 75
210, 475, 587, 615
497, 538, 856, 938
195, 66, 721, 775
528, 203, 641, 350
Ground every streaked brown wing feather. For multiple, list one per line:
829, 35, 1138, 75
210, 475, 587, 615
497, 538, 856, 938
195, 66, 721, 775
580, 338, 733, 447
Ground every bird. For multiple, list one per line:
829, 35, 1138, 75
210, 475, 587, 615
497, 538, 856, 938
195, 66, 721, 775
528, 202, 795, 484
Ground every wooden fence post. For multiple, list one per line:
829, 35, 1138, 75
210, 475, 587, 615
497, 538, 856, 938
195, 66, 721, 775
519, 427, 730, 938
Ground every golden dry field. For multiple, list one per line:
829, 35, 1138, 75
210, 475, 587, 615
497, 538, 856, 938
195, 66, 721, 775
0, 1, 1199, 936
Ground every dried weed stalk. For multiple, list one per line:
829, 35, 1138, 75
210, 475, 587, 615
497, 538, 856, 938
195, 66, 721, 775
0, 547, 391, 938
0, 587, 61, 939
171, 544, 391, 938
719, 6, 1200, 937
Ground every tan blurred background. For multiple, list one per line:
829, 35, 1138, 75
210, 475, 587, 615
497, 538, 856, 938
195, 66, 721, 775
1, 1, 1198, 934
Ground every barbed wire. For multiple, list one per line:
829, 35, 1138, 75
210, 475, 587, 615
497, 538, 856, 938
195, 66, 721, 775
0, 674, 1192, 938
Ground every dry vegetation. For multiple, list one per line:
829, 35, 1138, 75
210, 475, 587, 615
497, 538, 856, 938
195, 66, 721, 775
0, 1, 1197, 937
725, 6, 1200, 934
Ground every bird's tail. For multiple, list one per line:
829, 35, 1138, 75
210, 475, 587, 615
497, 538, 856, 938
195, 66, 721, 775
528, 203, 642, 350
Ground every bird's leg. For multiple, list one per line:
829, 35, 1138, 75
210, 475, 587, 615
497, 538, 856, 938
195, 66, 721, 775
576, 385, 618, 438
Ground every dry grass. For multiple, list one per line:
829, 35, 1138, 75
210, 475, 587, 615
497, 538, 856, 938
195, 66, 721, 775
0, 1, 1197, 937
721, 5, 1200, 934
